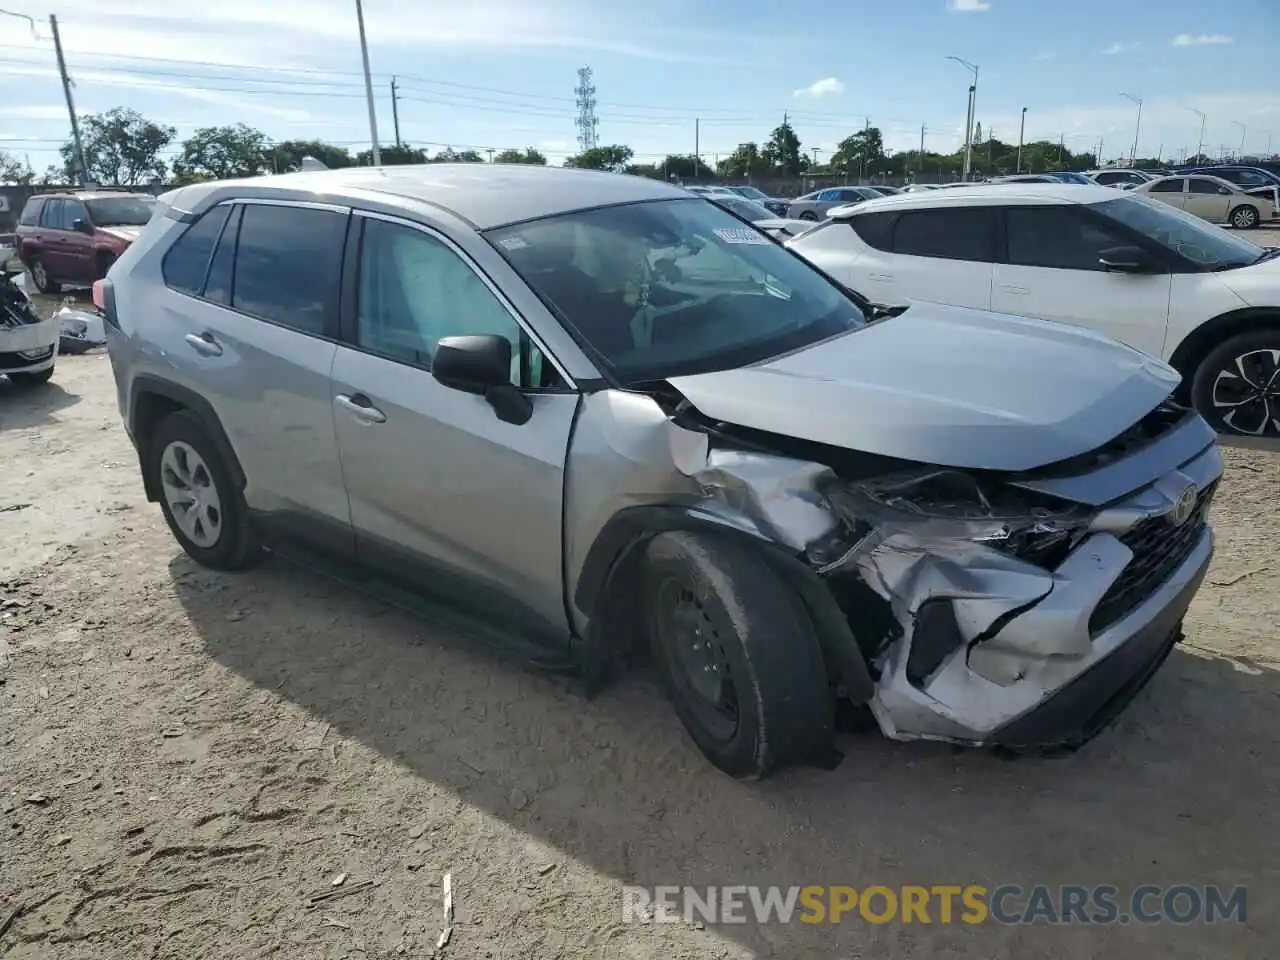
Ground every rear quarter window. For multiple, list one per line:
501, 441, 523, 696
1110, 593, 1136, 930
19, 198, 44, 226
850, 211, 897, 251
161, 205, 232, 297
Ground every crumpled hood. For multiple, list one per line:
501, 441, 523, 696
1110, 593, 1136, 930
667, 302, 1182, 472
97, 225, 143, 244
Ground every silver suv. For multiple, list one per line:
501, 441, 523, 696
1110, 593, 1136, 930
103, 165, 1221, 779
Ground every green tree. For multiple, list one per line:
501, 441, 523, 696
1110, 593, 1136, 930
1, 149, 34, 185
660, 154, 715, 179
355, 144, 429, 165
830, 126, 886, 178
173, 124, 271, 182
762, 121, 804, 176
60, 107, 174, 185
624, 162, 663, 179
494, 147, 547, 165
430, 148, 484, 163
270, 139, 353, 172
563, 145, 634, 172
717, 142, 770, 179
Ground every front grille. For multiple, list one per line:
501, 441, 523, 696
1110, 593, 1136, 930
1088, 479, 1218, 634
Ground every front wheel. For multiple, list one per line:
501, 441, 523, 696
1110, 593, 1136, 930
148, 410, 263, 570
798, 211, 819, 222
1229, 205, 1259, 229
643, 531, 833, 780
1190, 329, 1280, 437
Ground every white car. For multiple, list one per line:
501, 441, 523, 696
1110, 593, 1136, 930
1133, 174, 1276, 230
789, 183, 1280, 437
1085, 169, 1157, 189
1, 262, 59, 385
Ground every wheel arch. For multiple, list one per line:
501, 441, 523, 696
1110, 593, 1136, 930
575, 503, 876, 704
129, 375, 246, 503
1167, 307, 1280, 398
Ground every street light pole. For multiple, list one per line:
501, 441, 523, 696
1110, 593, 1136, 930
1185, 106, 1206, 163
354, 0, 381, 166
1231, 121, 1246, 158
1016, 106, 1026, 173
1120, 93, 1142, 167
946, 56, 978, 181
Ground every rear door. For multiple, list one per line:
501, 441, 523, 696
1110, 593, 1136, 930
869, 205, 996, 309
990, 204, 1172, 358
1184, 177, 1233, 222
159, 199, 354, 553
37, 198, 68, 274
330, 212, 579, 639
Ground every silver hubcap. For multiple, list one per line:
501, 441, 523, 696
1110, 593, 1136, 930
159, 441, 223, 548
1233, 208, 1256, 228
1211, 349, 1280, 436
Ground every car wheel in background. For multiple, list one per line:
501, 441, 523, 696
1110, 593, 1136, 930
643, 530, 833, 780
148, 410, 264, 570
96, 251, 118, 280
1229, 205, 1259, 229
27, 258, 60, 294
1190, 329, 1280, 437
8, 366, 54, 386
798, 211, 819, 221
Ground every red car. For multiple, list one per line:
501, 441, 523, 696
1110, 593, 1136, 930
15, 191, 156, 293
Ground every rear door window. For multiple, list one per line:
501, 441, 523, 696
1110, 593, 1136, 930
230, 203, 347, 337
203, 205, 242, 305
39, 198, 63, 228
892, 208, 995, 262
161, 204, 231, 296
19, 198, 44, 226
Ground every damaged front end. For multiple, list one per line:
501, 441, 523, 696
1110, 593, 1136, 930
670, 402, 1221, 750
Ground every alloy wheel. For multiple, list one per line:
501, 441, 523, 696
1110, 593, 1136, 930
31, 260, 48, 290
1231, 207, 1258, 229
159, 440, 224, 548
1211, 348, 1280, 436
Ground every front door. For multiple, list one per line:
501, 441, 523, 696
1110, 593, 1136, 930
990, 204, 1172, 359
58, 198, 95, 282
1184, 177, 1234, 222
330, 213, 579, 640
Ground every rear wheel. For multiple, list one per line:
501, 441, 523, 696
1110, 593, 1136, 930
27, 258, 59, 294
149, 410, 263, 570
799, 211, 819, 221
1229, 205, 1259, 229
643, 530, 833, 780
96, 251, 118, 280
8, 366, 54, 386
1190, 329, 1280, 437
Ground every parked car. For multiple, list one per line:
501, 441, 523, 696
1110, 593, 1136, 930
1049, 172, 1095, 185
988, 174, 1062, 184
1, 257, 59, 385
15, 191, 156, 293
684, 185, 736, 198
1133, 174, 1275, 230
1177, 165, 1280, 207
866, 186, 902, 197
707, 195, 814, 239
1085, 169, 1157, 189
721, 185, 790, 216
103, 165, 1221, 778
787, 186, 882, 221
788, 183, 1280, 437
900, 183, 940, 192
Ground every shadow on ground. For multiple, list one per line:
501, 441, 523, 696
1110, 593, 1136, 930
173, 554, 1276, 957
0, 377, 81, 432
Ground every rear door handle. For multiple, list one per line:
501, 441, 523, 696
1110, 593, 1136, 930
335, 393, 386, 424
183, 331, 223, 356
1001, 284, 1030, 295
867, 273, 894, 282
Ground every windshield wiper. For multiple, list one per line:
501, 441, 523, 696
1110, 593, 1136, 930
1253, 247, 1280, 265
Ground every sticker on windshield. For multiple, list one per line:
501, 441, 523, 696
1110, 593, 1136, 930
497, 236, 529, 251
714, 227, 771, 245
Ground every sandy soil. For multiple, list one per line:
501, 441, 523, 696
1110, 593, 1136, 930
1, 344, 1277, 959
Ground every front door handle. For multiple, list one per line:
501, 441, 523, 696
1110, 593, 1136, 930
335, 393, 386, 424
868, 272, 894, 282
184, 331, 223, 356
1001, 284, 1030, 295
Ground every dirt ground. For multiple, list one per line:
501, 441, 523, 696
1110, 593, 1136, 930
1, 337, 1277, 959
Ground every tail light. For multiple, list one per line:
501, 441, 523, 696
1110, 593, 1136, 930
93, 278, 119, 329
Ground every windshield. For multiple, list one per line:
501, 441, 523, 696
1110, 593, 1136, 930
1096, 195, 1263, 269
85, 196, 155, 227
487, 198, 866, 381
715, 197, 773, 222
1052, 172, 1092, 185
729, 186, 768, 200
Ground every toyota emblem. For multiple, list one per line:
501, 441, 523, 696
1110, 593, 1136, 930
1168, 485, 1198, 528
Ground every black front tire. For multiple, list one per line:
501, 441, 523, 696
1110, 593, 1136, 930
149, 410, 264, 570
1190, 328, 1280, 437
643, 531, 833, 780
27, 258, 59, 294
96, 252, 118, 280
8, 366, 54, 386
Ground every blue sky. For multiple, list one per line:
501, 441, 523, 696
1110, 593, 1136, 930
0, 0, 1276, 174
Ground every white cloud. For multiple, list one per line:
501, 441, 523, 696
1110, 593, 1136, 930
793, 78, 844, 99
948, 0, 991, 12
1102, 41, 1142, 55
1033, 51, 1056, 62
1171, 33, 1234, 47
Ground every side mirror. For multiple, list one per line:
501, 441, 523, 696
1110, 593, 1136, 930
1098, 245, 1157, 274
71, 218, 92, 234
432, 334, 532, 425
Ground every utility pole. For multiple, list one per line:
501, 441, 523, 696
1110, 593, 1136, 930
354, 0, 381, 165
947, 57, 978, 182
486, 148, 494, 163
48, 15, 86, 184
694, 118, 700, 172
390, 77, 402, 147
1016, 107, 1026, 173
987, 128, 993, 171
1232, 121, 1246, 159
1057, 133, 1064, 165
1186, 106, 1206, 163
1120, 93, 1142, 167
919, 123, 926, 179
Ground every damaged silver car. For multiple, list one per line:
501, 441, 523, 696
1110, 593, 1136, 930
103, 165, 1221, 779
